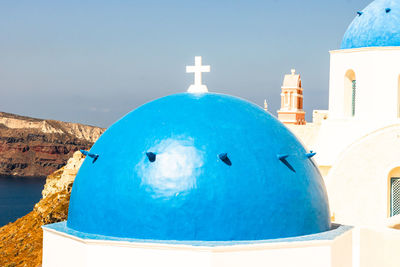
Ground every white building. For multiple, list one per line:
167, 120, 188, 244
286, 0, 400, 229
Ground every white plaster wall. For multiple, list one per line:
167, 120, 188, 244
358, 227, 400, 267
42, 228, 353, 267
42, 230, 88, 267
45, 224, 400, 267
297, 47, 400, 168
86, 243, 211, 267
331, 228, 353, 267
297, 118, 398, 166
329, 47, 400, 121
325, 124, 400, 227
211, 246, 331, 267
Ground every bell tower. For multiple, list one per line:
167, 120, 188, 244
277, 69, 306, 125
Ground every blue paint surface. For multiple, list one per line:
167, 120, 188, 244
67, 93, 331, 241
341, 0, 400, 49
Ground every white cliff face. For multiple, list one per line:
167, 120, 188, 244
42, 151, 85, 198
0, 112, 104, 143
61, 122, 103, 143
0, 118, 63, 134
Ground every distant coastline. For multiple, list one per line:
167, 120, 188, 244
0, 174, 46, 179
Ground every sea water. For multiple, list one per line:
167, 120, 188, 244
0, 176, 46, 227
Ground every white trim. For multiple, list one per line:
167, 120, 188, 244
42, 226, 336, 252
330, 46, 400, 54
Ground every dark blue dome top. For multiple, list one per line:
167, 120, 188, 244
341, 0, 400, 49
67, 93, 330, 241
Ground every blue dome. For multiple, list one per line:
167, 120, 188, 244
67, 93, 331, 241
341, 0, 400, 49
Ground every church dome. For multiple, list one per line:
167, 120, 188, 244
67, 93, 331, 241
341, 0, 400, 49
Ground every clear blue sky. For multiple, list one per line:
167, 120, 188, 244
0, 0, 371, 127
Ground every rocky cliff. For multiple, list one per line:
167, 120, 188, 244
0, 111, 104, 177
0, 151, 85, 267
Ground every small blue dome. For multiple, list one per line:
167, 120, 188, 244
67, 93, 330, 241
341, 0, 400, 49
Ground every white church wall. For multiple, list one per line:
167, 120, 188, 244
43, 222, 400, 267
42, 229, 88, 266
42, 226, 353, 267
290, 118, 396, 167
358, 227, 400, 267
330, 228, 353, 267
325, 124, 400, 227
211, 245, 332, 267
86, 242, 211, 267
329, 47, 400, 121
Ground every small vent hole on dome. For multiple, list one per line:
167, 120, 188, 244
357, 11, 363, 16
277, 154, 296, 172
146, 152, 156, 162
218, 153, 232, 166
306, 151, 317, 159
80, 149, 99, 163
386, 8, 392, 13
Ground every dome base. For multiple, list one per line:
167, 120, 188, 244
42, 222, 352, 267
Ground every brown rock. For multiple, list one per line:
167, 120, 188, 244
0, 112, 104, 177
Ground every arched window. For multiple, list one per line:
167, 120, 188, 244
388, 167, 400, 217
344, 70, 356, 117
284, 92, 289, 107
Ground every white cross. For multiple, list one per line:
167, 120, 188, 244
186, 56, 210, 93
